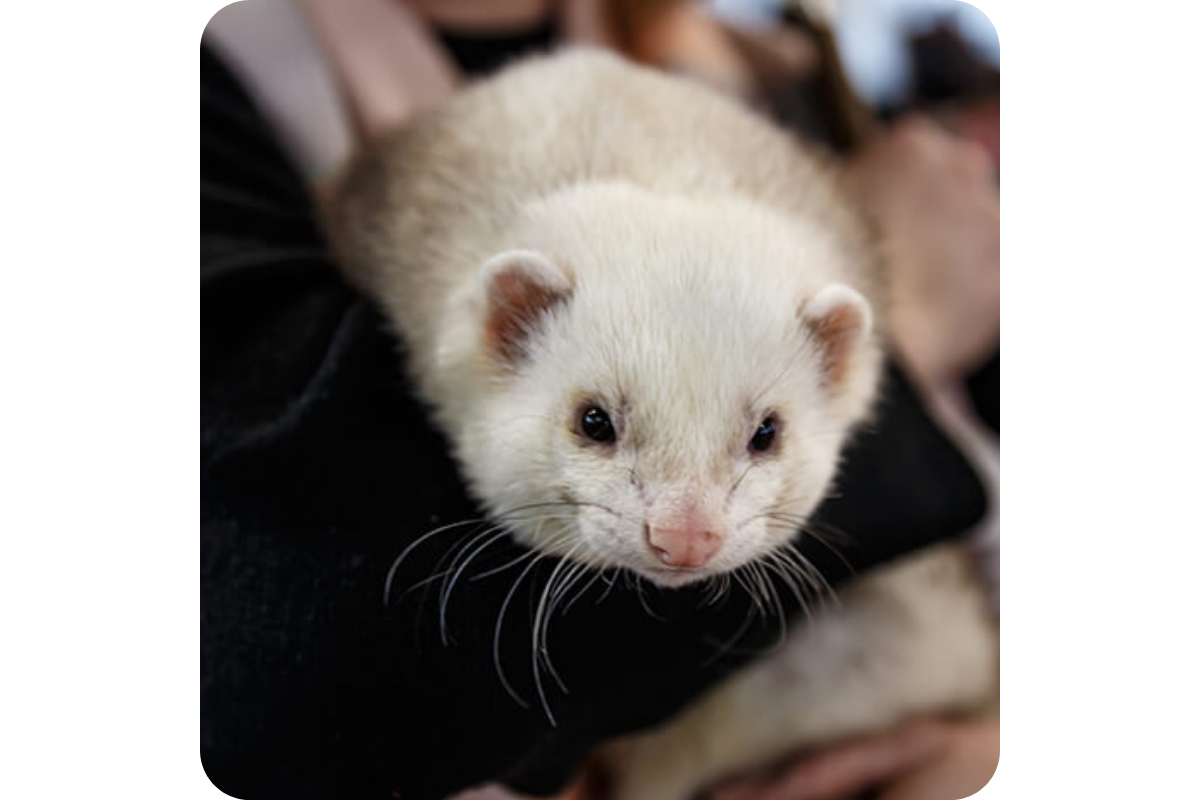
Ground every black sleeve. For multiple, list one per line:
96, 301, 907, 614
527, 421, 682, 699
968, 350, 1000, 434
200, 45, 987, 800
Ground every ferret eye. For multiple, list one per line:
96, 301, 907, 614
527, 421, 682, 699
749, 417, 777, 453
580, 406, 616, 444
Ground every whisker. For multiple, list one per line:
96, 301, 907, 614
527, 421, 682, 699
492, 539, 561, 711
798, 526, 857, 576
437, 526, 511, 645
415, 528, 485, 637
733, 565, 766, 619
701, 603, 758, 667
595, 570, 620, 605
746, 561, 789, 655
763, 551, 812, 619
531, 543, 587, 723
560, 565, 606, 615
633, 575, 665, 622
384, 517, 492, 605
471, 549, 536, 582
788, 545, 840, 608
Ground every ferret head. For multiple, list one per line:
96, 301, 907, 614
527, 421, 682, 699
458, 185, 881, 588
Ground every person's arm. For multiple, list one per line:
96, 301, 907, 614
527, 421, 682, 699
708, 717, 999, 800
846, 115, 1000, 391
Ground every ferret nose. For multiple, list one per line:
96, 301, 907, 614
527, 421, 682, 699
646, 524, 723, 569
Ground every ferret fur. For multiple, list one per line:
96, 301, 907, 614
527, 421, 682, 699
328, 49, 996, 800
330, 49, 883, 578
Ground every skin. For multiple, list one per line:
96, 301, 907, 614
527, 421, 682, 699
707, 717, 1000, 800
845, 116, 1000, 389
452, 716, 999, 800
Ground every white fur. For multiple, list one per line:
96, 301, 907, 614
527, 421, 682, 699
331, 50, 883, 585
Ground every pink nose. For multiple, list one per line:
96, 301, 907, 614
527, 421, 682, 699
646, 525, 723, 568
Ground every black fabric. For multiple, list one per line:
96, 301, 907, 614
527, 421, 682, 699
434, 15, 560, 77
967, 350, 1000, 435
201, 45, 988, 800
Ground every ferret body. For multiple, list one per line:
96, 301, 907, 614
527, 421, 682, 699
330, 50, 996, 800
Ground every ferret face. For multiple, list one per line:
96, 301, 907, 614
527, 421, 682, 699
461, 188, 879, 588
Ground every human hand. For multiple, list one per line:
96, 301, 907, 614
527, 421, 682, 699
707, 716, 1000, 800
847, 117, 999, 388
446, 766, 592, 800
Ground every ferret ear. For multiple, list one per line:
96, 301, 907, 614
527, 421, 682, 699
480, 249, 573, 362
800, 284, 873, 389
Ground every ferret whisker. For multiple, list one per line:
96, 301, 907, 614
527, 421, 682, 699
458, 513, 580, 586
594, 569, 620, 605
633, 575, 665, 622
735, 507, 801, 534
550, 493, 631, 524
732, 565, 766, 619
766, 503, 854, 548
750, 561, 773, 623
540, 553, 594, 692
491, 501, 587, 520
719, 572, 732, 605
763, 551, 811, 617
549, 556, 592, 609
783, 542, 840, 609
700, 601, 759, 667
734, 566, 763, 623
384, 517, 493, 605
437, 526, 511, 645
415, 528, 488, 636
532, 543, 585, 724
782, 546, 830, 604
470, 549, 536, 582
702, 570, 735, 609
494, 557, 543, 711
769, 542, 823, 600
699, 575, 722, 607
801, 519, 856, 549
754, 506, 855, 577
393, 565, 459, 604
439, 524, 504, 586
703, 575, 721, 607
759, 561, 791, 654
493, 526, 568, 711
560, 564, 607, 616
795, 526, 856, 578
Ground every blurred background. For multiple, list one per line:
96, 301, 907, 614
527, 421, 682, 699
203, 0, 998, 184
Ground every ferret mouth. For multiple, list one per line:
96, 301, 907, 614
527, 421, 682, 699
640, 564, 713, 588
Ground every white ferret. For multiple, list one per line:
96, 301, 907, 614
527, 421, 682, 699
330, 50, 996, 800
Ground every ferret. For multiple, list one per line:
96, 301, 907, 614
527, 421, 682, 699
329, 49, 996, 800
